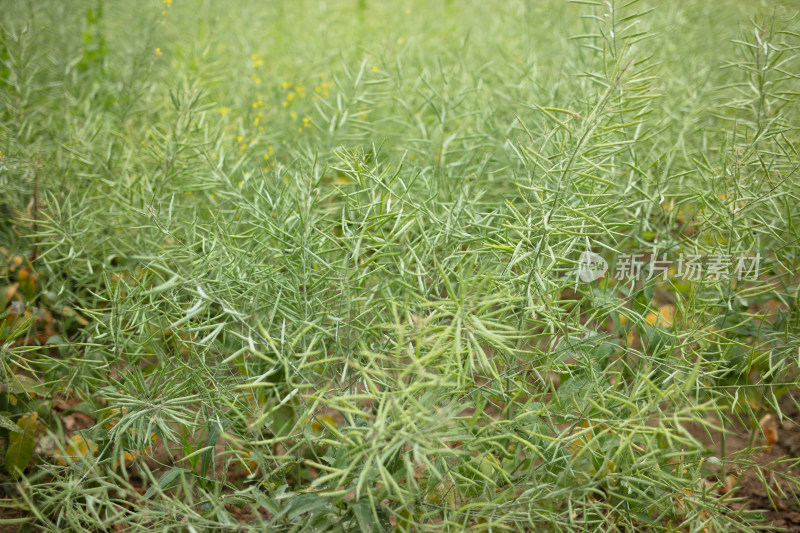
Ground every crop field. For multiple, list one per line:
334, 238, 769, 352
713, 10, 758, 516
1, 0, 800, 531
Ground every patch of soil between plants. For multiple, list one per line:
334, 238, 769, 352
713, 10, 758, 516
687, 392, 800, 531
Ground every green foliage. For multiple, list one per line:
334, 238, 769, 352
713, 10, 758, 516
78, 0, 107, 71
0, 0, 799, 531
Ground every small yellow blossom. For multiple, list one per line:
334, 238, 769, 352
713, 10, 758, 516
372, 65, 378, 72
252, 100, 263, 108
298, 127, 303, 133
282, 81, 292, 89
263, 154, 270, 160
251, 53, 258, 60
253, 59, 263, 67
281, 101, 289, 107
236, 135, 243, 142
155, 48, 162, 56
217, 107, 232, 116
303, 117, 309, 124
287, 92, 295, 101
290, 111, 297, 119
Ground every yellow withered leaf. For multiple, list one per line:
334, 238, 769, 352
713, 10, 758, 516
55, 434, 98, 465
6, 413, 38, 478
645, 304, 674, 328
759, 413, 778, 446
311, 415, 337, 433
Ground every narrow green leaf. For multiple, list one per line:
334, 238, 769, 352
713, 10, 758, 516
352, 498, 375, 533
143, 467, 191, 499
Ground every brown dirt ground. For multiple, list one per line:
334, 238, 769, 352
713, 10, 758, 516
686, 391, 800, 532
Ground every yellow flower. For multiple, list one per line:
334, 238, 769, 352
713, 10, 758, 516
236, 136, 243, 142
290, 111, 297, 119
251, 53, 259, 60
253, 59, 263, 67
217, 107, 232, 116
154, 48, 162, 56
303, 117, 310, 124
287, 92, 295, 101
372, 65, 378, 72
